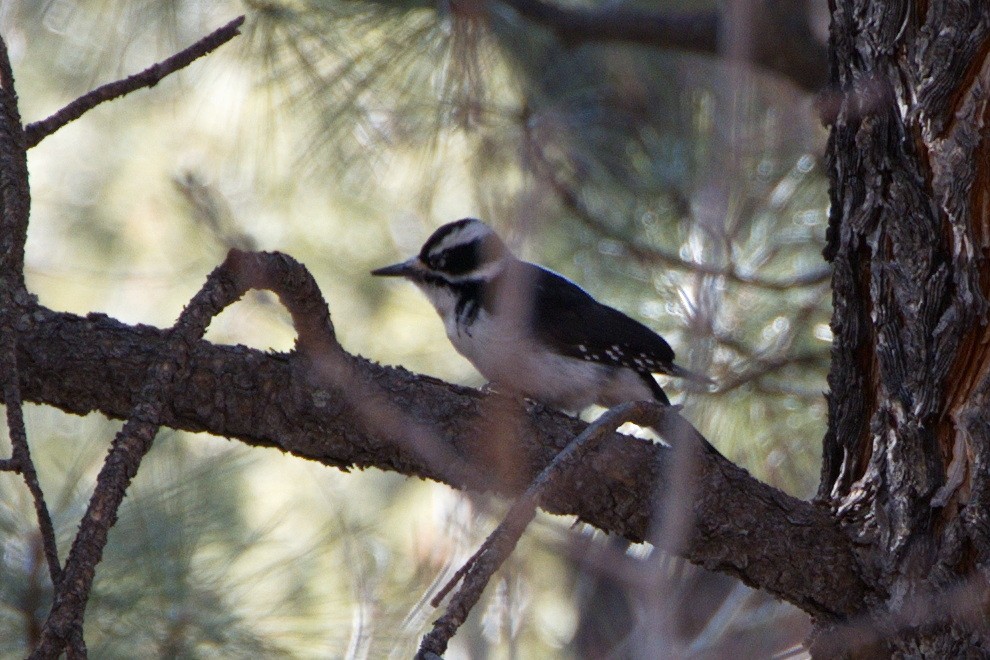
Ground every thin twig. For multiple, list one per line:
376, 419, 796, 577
2, 328, 63, 588
429, 535, 487, 608
714, 350, 830, 394
24, 15, 246, 149
417, 401, 668, 658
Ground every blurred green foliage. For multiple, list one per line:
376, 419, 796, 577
2, 0, 829, 656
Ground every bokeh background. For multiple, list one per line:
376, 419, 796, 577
2, 1, 830, 656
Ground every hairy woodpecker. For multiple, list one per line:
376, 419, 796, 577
372, 218, 712, 410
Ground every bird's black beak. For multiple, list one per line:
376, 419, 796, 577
371, 257, 423, 279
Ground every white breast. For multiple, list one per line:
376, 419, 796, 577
416, 286, 653, 410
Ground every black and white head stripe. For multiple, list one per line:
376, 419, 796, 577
418, 218, 508, 277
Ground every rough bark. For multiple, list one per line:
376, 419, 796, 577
819, 0, 990, 654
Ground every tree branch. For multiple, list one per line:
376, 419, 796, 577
0, 30, 29, 283
496, 0, 828, 92
0, 29, 63, 609
23, 15, 245, 149
13, 302, 869, 620
420, 402, 648, 656
498, 0, 718, 52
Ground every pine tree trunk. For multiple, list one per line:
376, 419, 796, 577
818, 1, 990, 654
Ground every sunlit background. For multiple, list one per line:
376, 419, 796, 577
2, 0, 829, 656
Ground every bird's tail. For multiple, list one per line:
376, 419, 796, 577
666, 362, 716, 386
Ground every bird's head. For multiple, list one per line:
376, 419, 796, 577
372, 218, 512, 286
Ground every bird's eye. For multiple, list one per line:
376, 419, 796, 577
422, 252, 441, 270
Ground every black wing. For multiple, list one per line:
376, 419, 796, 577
521, 263, 678, 374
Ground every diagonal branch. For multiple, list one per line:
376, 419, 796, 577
31, 259, 232, 657
29, 250, 316, 658
419, 402, 646, 656
23, 15, 245, 149
13, 303, 870, 620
